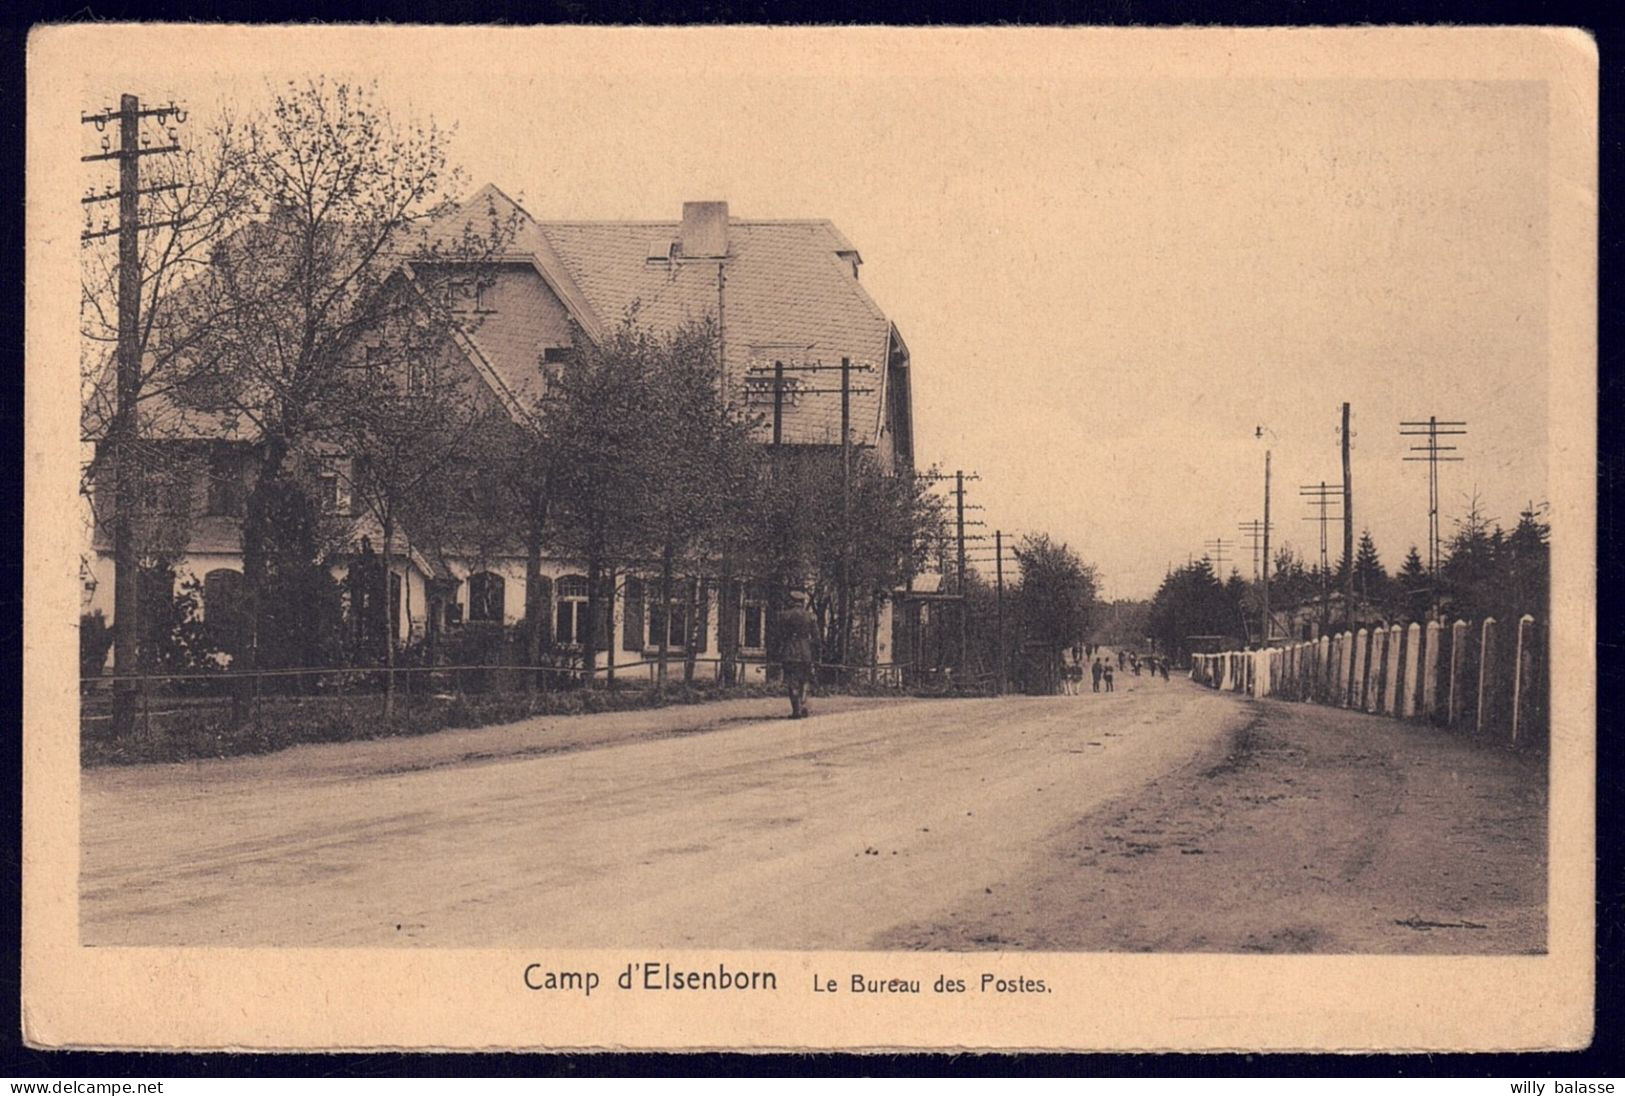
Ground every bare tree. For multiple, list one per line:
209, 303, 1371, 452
168, 79, 517, 682
81, 106, 255, 732
334, 325, 503, 718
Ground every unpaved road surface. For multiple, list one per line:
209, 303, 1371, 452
81, 677, 1545, 952
82, 676, 1242, 947
879, 697, 1547, 954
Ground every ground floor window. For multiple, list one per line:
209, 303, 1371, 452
202, 568, 244, 652
741, 584, 767, 650
648, 583, 689, 650
467, 570, 505, 623
556, 575, 591, 646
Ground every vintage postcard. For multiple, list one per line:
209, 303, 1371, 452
23, 24, 1596, 1051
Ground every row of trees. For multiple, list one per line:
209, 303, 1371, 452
1140, 501, 1551, 663
82, 80, 944, 729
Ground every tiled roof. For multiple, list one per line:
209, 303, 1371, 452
540, 217, 891, 446
88, 185, 901, 453
443, 186, 896, 447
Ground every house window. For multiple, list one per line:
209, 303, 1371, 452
556, 575, 591, 646
447, 278, 493, 313
542, 346, 572, 365
204, 446, 243, 517
202, 568, 244, 652
648, 582, 690, 650
316, 462, 342, 513
467, 571, 505, 623
139, 469, 181, 513
741, 584, 767, 650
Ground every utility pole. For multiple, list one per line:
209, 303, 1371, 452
747, 355, 873, 664
1203, 537, 1233, 577
994, 529, 1006, 696
1237, 519, 1271, 581
839, 357, 851, 672
1400, 415, 1466, 614
82, 93, 186, 737
771, 360, 785, 448
1300, 481, 1342, 637
1261, 448, 1272, 647
1341, 402, 1355, 631
938, 470, 985, 678
955, 470, 968, 675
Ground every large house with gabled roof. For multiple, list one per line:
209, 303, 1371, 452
83, 185, 918, 677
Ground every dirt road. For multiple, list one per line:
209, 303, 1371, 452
81, 675, 1545, 952
879, 697, 1548, 954
82, 676, 1243, 948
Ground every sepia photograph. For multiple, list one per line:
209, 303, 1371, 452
23, 24, 1596, 1051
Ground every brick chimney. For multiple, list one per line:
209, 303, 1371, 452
679, 201, 729, 259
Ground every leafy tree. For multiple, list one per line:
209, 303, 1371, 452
1012, 534, 1098, 670
542, 318, 679, 678
629, 317, 758, 685
741, 448, 940, 667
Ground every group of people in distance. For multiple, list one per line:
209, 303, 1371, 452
1060, 646, 1172, 695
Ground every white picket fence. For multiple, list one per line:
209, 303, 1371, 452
1188, 614, 1546, 747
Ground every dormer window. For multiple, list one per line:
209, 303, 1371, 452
446, 277, 493, 313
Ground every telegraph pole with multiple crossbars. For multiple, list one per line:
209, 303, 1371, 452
81, 93, 188, 737
1300, 481, 1342, 635
1400, 415, 1466, 612
746, 356, 875, 669
1237, 519, 1273, 581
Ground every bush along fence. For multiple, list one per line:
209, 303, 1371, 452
78, 656, 949, 767
1188, 615, 1547, 749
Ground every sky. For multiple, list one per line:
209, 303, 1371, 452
86, 29, 1553, 600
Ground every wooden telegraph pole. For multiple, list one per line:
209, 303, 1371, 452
82, 93, 186, 736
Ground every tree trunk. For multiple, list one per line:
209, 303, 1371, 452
657, 542, 674, 686
524, 519, 544, 704
109, 439, 140, 738
583, 546, 601, 682
717, 546, 735, 685
683, 575, 703, 684
236, 437, 288, 731
381, 516, 396, 723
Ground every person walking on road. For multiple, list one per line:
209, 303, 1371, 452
1091, 657, 1104, 693
1103, 661, 1115, 692
1159, 658, 1170, 681
778, 589, 820, 719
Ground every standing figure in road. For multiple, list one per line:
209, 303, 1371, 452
1117, 649, 1126, 671
1091, 657, 1104, 693
778, 589, 820, 719
1103, 661, 1115, 692
1159, 658, 1170, 681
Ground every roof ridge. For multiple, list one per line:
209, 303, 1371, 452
538, 218, 849, 228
